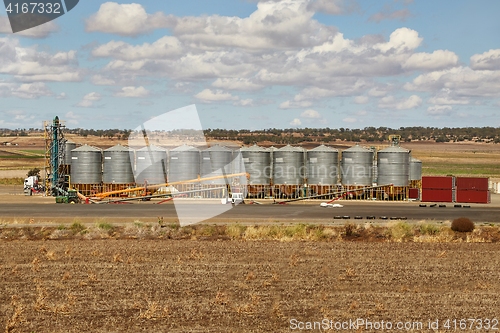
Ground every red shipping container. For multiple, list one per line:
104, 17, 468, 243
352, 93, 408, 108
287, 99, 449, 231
409, 188, 420, 199
456, 177, 489, 191
422, 176, 454, 189
421, 189, 453, 202
455, 190, 490, 204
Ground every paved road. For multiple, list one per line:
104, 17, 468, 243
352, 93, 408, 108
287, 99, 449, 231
1, 201, 499, 223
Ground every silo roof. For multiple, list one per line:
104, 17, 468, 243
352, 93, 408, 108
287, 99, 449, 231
138, 144, 166, 152
379, 146, 409, 153
343, 144, 371, 152
410, 157, 422, 162
240, 144, 268, 152
277, 144, 304, 152
104, 144, 131, 152
170, 144, 199, 152
71, 144, 101, 152
308, 144, 338, 152
204, 144, 231, 152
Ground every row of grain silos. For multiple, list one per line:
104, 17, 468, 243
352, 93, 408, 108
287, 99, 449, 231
240, 144, 422, 187
66, 142, 422, 197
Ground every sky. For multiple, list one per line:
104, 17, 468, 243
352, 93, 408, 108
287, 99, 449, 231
0, 0, 499, 130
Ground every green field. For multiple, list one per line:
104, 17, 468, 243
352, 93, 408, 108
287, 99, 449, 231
423, 163, 500, 177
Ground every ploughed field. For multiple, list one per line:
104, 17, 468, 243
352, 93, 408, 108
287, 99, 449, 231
2, 239, 500, 332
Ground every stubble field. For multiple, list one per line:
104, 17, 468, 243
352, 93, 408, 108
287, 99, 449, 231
2, 238, 500, 332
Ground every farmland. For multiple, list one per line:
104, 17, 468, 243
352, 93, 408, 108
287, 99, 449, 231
2, 234, 500, 332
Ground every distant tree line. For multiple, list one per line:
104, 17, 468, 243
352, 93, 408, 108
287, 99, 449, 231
1, 126, 500, 144
203, 127, 500, 145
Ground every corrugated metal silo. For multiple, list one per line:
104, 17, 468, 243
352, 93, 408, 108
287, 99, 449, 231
70, 144, 102, 184
200, 145, 233, 184
341, 144, 373, 186
240, 145, 271, 185
272, 145, 305, 185
306, 145, 339, 185
103, 144, 134, 184
377, 146, 410, 186
135, 145, 167, 185
63, 141, 77, 165
409, 157, 422, 181
168, 145, 200, 182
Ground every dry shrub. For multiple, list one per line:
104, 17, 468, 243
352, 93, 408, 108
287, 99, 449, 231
226, 224, 246, 239
451, 218, 475, 232
389, 222, 413, 241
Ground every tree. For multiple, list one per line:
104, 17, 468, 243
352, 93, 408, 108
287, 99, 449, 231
27, 168, 41, 178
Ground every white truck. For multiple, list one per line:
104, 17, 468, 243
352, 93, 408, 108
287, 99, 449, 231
221, 192, 245, 205
24, 176, 43, 195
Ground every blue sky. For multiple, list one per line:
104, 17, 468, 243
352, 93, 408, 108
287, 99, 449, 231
0, 0, 499, 130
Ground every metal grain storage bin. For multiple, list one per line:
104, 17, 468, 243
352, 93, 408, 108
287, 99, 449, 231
103, 144, 134, 184
306, 145, 338, 185
70, 144, 102, 184
135, 145, 167, 185
200, 145, 233, 184
409, 157, 422, 181
341, 144, 373, 186
240, 145, 271, 185
272, 145, 305, 185
377, 146, 410, 187
168, 145, 200, 183
63, 141, 77, 165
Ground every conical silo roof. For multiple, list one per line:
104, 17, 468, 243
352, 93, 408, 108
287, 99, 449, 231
71, 144, 100, 152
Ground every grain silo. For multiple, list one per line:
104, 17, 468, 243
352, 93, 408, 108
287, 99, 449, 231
168, 144, 200, 183
200, 145, 233, 185
306, 145, 339, 196
134, 145, 167, 185
341, 144, 373, 186
272, 145, 305, 198
103, 144, 134, 184
240, 145, 271, 198
63, 141, 77, 166
409, 157, 422, 181
306, 145, 339, 185
70, 145, 102, 196
240, 145, 271, 185
377, 146, 410, 187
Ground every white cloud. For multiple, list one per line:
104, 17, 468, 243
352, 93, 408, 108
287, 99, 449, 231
76, 92, 102, 107
194, 89, 238, 103
300, 109, 321, 118
470, 49, 500, 70
290, 118, 302, 126
306, 0, 354, 15
405, 67, 500, 97
0, 16, 59, 38
91, 75, 116, 86
65, 111, 81, 126
0, 37, 82, 82
279, 100, 313, 109
114, 86, 149, 98
92, 36, 183, 60
11, 82, 52, 99
234, 98, 254, 106
427, 105, 452, 116
403, 50, 459, 71
212, 78, 263, 91
378, 95, 422, 110
374, 27, 422, 53
343, 117, 357, 123
354, 96, 369, 104
85, 2, 172, 36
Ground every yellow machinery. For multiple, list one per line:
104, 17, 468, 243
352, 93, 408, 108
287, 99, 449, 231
91, 173, 249, 200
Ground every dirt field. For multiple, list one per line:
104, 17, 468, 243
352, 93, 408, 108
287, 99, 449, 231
2, 239, 499, 333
